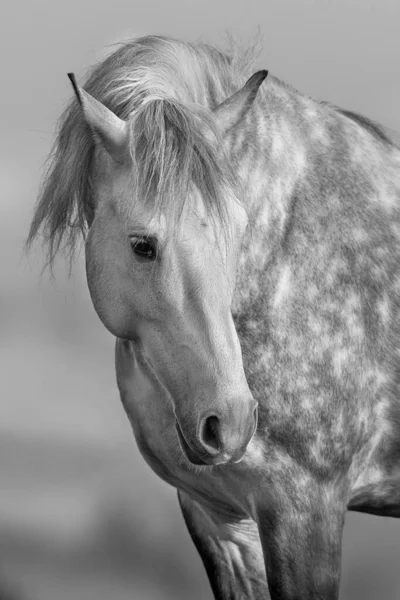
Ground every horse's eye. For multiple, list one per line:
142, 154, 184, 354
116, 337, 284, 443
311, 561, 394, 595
130, 237, 157, 261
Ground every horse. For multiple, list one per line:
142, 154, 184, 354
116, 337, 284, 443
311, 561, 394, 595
28, 35, 400, 599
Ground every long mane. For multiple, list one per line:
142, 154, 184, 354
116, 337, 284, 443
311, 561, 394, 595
28, 35, 256, 265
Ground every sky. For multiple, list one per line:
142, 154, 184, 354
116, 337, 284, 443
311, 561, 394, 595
1, 1, 400, 598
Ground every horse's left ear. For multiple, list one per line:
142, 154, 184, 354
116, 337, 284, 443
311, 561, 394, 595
67, 73, 129, 163
213, 70, 268, 135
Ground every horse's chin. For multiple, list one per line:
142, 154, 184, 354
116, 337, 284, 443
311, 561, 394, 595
175, 420, 209, 466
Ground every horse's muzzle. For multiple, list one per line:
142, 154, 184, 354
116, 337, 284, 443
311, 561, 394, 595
176, 399, 258, 466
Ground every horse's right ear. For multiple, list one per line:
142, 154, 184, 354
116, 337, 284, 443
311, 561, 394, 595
67, 73, 129, 163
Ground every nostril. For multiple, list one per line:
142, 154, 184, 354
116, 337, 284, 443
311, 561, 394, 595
253, 404, 259, 424
199, 415, 221, 455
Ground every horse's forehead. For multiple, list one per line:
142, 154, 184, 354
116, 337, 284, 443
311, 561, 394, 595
92, 149, 132, 200
105, 184, 206, 238
93, 156, 245, 239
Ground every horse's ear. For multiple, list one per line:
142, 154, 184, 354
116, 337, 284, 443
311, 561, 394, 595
213, 70, 268, 135
67, 73, 129, 162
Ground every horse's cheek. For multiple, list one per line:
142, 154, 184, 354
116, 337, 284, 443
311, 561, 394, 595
84, 228, 136, 338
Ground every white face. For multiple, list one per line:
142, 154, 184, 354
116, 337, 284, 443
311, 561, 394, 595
73, 68, 266, 465
85, 159, 257, 465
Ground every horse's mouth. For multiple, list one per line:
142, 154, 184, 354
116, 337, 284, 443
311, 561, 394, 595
175, 421, 208, 466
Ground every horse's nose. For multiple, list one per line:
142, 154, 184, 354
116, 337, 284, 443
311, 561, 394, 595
197, 400, 258, 464
197, 414, 222, 456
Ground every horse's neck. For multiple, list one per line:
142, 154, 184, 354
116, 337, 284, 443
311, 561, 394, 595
231, 76, 315, 312
231, 74, 400, 317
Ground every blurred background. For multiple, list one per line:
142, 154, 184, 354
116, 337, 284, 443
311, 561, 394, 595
2, 0, 400, 598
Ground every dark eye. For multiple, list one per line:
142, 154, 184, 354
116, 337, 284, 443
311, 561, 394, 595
130, 237, 157, 261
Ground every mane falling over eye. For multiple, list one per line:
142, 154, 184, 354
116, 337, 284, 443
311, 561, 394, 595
27, 35, 258, 265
